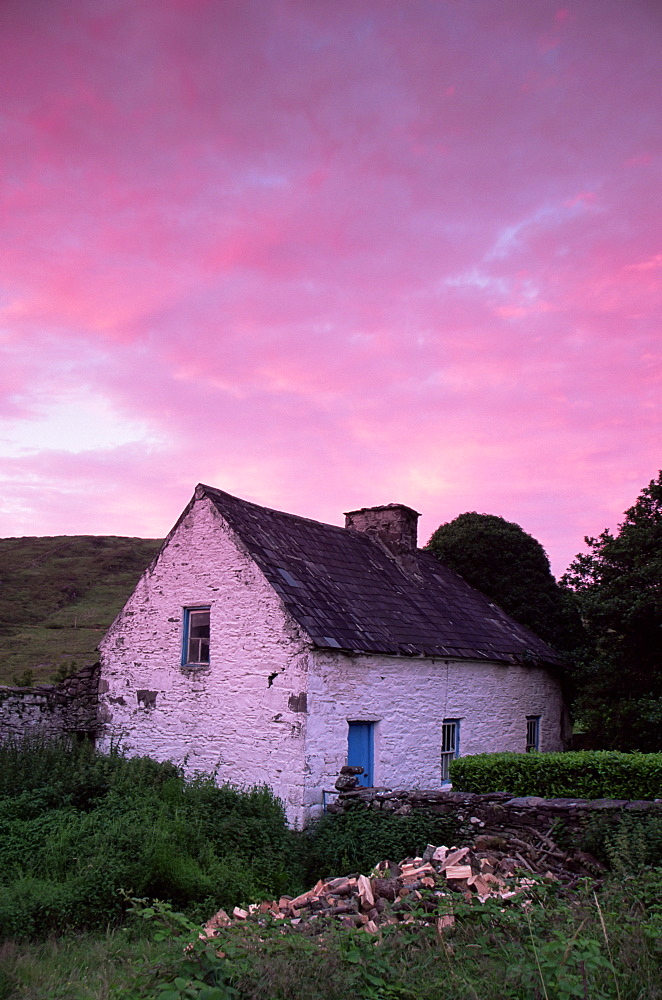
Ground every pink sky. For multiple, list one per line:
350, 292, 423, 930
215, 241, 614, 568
0, 0, 659, 576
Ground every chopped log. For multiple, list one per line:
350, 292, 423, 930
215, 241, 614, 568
441, 847, 470, 870
444, 864, 473, 880
203, 832, 604, 939
357, 874, 375, 908
373, 878, 398, 901
326, 903, 357, 916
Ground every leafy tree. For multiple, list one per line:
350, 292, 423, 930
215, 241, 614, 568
426, 512, 578, 652
561, 472, 662, 751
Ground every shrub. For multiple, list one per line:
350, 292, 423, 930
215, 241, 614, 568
449, 751, 662, 799
302, 804, 460, 880
0, 736, 295, 938
572, 812, 662, 870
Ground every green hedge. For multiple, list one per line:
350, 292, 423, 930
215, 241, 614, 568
449, 751, 662, 800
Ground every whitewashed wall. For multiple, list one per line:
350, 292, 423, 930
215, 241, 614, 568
99, 491, 567, 827
303, 650, 566, 818
98, 493, 311, 823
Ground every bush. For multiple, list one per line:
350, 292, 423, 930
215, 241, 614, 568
574, 812, 662, 870
0, 736, 296, 938
302, 805, 460, 881
449, 751, 662, 799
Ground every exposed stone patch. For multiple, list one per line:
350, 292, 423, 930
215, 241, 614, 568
0, 663, 100, 739
330, 786, 662, 839
136, 689, 158, 708
288, 692, 307, 713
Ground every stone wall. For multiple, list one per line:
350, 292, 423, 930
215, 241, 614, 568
306, 650, 567, 811
97, 492, 312, 825
0, 663, 100, 740
329, 786, 662, 838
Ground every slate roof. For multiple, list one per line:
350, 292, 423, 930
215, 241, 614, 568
200, 484, 561, 666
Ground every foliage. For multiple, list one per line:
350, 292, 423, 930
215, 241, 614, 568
0, 740, 661, 998
573, 812, 662, 871
562, 471, 662, 751
449, 750, 662, 800
115, 873, 662, 1000
302, 805, 460, 881
4, 873, 662, 999
426, 511, 581, 653
0, 736, 296, 939
0, 535, 162, 685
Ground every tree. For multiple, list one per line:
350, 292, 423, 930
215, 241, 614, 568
561, 471, 662, 751
426, 512, 578, 652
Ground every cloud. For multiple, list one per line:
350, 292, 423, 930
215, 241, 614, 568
0, 0, 659, 575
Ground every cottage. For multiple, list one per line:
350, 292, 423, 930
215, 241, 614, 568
97, 484, 568, 825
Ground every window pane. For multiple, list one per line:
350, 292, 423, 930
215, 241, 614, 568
526, 716, 540, 752
441, 722, 456, 753
185, 609, 210, 664
189, 611, 210, 639
441, 719, 459, 782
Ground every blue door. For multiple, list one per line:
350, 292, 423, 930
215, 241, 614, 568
347, 721, 374, 787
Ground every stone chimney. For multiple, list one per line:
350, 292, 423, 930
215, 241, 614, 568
344, 504, 420, 555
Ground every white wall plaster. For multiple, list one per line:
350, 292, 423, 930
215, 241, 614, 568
98, 494, 311, 824
99, 493, 567, 827
303, 651, 566, 818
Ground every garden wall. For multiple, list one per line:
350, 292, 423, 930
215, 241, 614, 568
329, 786, 662, 838
0, 664, 99, 740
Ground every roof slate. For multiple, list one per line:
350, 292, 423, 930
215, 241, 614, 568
200, 484, 561, 666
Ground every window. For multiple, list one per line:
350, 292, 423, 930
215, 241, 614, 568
441, 718, 460, 782
526, 715, 540, 752
182, 607, 210, 665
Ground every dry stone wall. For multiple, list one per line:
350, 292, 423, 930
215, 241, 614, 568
0, 663, 99, 740
330, 786, 662, 839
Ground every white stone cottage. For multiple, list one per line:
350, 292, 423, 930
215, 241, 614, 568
98, 484, 568, 825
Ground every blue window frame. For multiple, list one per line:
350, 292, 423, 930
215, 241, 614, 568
182, 607, 210, 665
441, 718, 460, 782
526, 715, 540, 752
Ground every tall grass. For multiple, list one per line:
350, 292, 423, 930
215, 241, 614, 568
2, 733, 660, 956
0, 736, 467, 941
0, 735, 296, 937
5, 872, 660, 1000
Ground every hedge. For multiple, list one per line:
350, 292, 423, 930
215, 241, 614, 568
449, 751, 662, 800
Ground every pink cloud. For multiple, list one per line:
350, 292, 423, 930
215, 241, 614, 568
0, 0, 659, 576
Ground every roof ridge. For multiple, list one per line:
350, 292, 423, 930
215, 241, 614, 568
194, 482, 560, 666
198, 482, 372, 540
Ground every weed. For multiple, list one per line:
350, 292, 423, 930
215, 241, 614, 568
0, 737, 296, 938
302, 803, 460, 880
10, 669, 34, 688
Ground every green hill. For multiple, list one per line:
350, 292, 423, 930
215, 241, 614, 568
0, 536, 163, 687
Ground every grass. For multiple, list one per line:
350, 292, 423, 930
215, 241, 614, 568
1, 737, 660, 998
0, 930, 174, 1000
1, 873, 660, 999
0, 535, 161, 685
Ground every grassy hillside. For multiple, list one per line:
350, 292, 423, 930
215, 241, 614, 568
0, 535, 162, 686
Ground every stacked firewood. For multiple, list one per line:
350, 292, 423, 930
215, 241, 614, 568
201, 833, 605, 939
